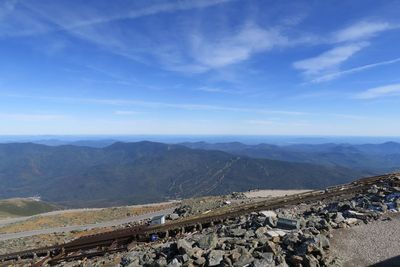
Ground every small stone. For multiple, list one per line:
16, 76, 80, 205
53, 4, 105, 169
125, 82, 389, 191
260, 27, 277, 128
233, 251, 254, 267
167, 258, 182, 267
194, 257, 206, 265
253, 259, 275, 267
156, 257, 168, 266
244, 230, 255, 238
333, 212, 345, 223
303, 254, 320, 267
260, 252, 275, 263
290, 255, 303, 265
263, 241, 277, 254
260, 210, 277, 218
255, 227, 268, 238
344, 218, 359, 225
169, 213, 180, 220
230, 228, 247, 237
318, 234, 330, 249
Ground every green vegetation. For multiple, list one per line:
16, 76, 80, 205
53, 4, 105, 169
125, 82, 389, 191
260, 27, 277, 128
0, 198, 58, 218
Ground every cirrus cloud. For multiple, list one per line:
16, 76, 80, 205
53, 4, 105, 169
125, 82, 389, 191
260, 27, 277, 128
355, 83, 400, 99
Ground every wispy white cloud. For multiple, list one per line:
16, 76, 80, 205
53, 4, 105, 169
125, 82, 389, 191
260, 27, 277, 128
41, 0, 234, 31
311, 57, 400, 83
332, 21, 396, 43
190, 23, 288, 70
6, 94, 307, 116
293, 42, 368, 76
14, 0, 259, 73
0, 0, 52, 37
4, 0, 233, 37
355, 83, 400, 99
294, 20, 399, 82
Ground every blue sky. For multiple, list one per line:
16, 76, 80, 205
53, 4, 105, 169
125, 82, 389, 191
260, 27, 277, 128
0, 0, 399, 135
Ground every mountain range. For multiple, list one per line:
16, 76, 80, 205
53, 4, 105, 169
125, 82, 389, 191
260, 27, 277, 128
180, 141, 400, 174
0, 141, 366, 207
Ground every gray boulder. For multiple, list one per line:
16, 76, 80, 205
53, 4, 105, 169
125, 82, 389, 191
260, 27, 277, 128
177, 239, 193, 255
208, 250, 225, 266
197, 233, 218, 250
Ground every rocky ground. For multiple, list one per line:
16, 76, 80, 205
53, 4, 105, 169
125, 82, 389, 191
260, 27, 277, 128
61, 179, 400, 266
2, 182, 400, 267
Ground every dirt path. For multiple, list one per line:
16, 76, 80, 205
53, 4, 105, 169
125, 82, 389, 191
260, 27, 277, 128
0, 208, 175, 241
330, 213, 400, 267
0, 201, 178, 228
244, 189, 311, 198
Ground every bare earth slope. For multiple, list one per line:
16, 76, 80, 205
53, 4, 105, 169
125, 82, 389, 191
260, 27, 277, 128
331, 213, 400, 267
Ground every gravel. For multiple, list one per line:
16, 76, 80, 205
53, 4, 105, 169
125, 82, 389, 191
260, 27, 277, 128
331, 213, 400, 267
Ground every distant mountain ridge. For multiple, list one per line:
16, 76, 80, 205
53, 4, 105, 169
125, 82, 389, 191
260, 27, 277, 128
180, 141, 400, 173
0, 141, 363, 207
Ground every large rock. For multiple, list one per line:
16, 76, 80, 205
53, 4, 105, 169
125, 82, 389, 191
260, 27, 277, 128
177, 239, 194, 256
229, 228, 247, 237
208, 250, 225, 266
197, 233, 218, 250
232, 247, 254, 267
261, 210, 278, 227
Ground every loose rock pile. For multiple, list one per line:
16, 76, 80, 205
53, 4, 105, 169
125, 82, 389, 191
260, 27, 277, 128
57, 180, 400, 266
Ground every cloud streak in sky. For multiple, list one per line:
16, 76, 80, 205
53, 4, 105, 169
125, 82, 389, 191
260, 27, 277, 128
355, 83, 400, 99
311, 57, 400, 83
294, 20, 399, 82
332, 21, 395, 43
191, 24, 288, 70
6, 94, 307, 116
293, 42, 368, 76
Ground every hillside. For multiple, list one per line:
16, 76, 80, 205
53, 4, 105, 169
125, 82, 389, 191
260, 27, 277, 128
0, 198, 58, 219
0, 142, 363, 207
181, 141, 400, 173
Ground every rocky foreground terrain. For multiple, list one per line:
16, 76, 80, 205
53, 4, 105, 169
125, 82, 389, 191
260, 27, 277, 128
1, 178, 399, 267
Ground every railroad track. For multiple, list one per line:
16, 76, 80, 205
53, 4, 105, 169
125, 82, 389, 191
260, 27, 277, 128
0, 173, 398, 266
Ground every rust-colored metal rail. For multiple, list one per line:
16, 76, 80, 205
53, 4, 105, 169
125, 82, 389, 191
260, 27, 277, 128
0, 173, 398, 266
